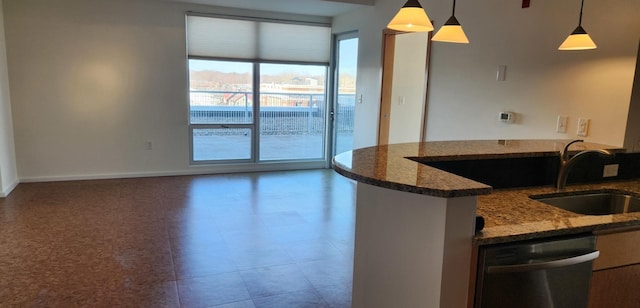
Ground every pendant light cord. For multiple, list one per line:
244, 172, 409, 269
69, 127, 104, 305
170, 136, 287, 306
578, 0, 584, 26
452, 0, 457, 15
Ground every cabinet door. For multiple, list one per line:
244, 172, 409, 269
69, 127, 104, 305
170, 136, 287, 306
589, 263, 640, 308
594, 229, 640, 270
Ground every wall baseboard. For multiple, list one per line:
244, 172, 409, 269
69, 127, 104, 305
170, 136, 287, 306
0, 178, 19, 198
18, 161, 328, 183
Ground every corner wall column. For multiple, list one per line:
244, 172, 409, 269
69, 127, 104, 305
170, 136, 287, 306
351, 183, 477, 307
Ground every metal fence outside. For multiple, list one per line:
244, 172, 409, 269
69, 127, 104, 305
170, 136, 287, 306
190, 90, 355, 134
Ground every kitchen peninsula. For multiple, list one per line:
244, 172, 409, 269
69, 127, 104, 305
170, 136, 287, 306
332, 140, 640, 308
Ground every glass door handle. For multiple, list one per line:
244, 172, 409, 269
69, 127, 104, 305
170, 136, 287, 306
487, 250, 600, 274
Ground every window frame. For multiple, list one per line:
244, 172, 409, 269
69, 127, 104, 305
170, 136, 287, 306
186, 13, 332, 167
188, 57, 331, 165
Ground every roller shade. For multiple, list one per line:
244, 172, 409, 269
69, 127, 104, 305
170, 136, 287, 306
187, 15, 331, 63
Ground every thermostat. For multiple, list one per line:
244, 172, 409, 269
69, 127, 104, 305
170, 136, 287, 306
499, 112, 515, 123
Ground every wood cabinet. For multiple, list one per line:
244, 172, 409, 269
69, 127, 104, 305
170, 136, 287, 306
589, 263, 640, 307
589, 227, 640, 307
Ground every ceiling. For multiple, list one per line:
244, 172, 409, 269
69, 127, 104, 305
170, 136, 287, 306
166, 0, 374, 17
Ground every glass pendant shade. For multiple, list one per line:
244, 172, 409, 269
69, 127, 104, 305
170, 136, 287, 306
432, 16, 469, 43
387, 0, 434, 32
558, 26, 597, 50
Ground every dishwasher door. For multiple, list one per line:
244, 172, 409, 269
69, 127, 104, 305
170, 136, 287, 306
475, 235, 599, 308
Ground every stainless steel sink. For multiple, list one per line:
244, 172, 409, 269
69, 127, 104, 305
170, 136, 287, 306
532, 192, 640, 215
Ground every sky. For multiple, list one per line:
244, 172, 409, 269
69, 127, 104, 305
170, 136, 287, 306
338, 37, 358, 76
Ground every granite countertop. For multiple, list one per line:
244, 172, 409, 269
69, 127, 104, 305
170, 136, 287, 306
476, 180, 640, 245
333, 139, 637, 245
333, 139, 622, 198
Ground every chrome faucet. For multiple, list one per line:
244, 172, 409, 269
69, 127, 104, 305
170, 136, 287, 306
556, 139, 614, 189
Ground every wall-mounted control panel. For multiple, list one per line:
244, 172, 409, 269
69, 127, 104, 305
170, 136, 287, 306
499, 112, 515, 123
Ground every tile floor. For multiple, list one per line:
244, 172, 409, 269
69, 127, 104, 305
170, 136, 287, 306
0, 169, 356, 307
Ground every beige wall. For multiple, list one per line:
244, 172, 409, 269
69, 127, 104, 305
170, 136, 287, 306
0, 0, 17, 197
333, 0, 640, 148
388, 32, 428, 144
3, 0, 329, 181
4, 0, 640, 181
624, 42, 640, 151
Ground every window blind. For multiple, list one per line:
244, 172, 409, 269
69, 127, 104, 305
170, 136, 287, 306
187, 15, 331, 64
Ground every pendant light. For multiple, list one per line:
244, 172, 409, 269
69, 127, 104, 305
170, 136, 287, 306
558, 0, 597, 50
387, 0, 434, 32
432, 0, 469, 43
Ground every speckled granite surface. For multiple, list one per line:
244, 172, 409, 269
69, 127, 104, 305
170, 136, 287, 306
476, 180, 640, 245
332, 139, 623, 198
332, 139, 638, 245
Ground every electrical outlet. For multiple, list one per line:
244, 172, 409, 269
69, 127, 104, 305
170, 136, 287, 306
577, 118, 590, 137
603, 164, 619, 177
556, 115, 568, 133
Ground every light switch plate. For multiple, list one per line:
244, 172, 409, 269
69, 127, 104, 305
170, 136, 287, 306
556, 116, 568, 133
603, 164, 619, 177
399, 96, 406, 105
497, 65, 507, 81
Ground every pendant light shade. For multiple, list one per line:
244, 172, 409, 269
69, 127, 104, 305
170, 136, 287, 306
387, 0, 434, 32
559, 26, 597, 50
559, 0, 597, 50
432, 0, 469, 44
432, 16, 469, 43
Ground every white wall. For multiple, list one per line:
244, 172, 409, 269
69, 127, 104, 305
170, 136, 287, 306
388, 32, 428, 144
5, 0, 640, 181
333, 0, 640, 148
3, 0, 330, 181
0, 0, 18, 197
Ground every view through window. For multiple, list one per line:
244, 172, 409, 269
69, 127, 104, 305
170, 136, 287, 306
334, 35, 358, 156
259, 63, 327, 160
187, 15, 332, 165
190, 60, 253, 162
189, 60, 328, 162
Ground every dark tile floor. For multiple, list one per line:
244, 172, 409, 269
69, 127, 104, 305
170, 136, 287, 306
0, 169, 356, 307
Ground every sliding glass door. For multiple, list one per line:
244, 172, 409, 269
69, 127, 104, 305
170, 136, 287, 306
186, 15, 332, 166
188, 59, 328, 163
259, 63, 327, 161
332, 33, 358, 156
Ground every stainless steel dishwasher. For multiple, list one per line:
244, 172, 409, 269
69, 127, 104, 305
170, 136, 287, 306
475, 234, 599, 308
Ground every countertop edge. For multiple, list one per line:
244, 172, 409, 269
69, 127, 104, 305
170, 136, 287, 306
332, 140, 623, 199
332, 160, 493, 198
474, 219, 640, 246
